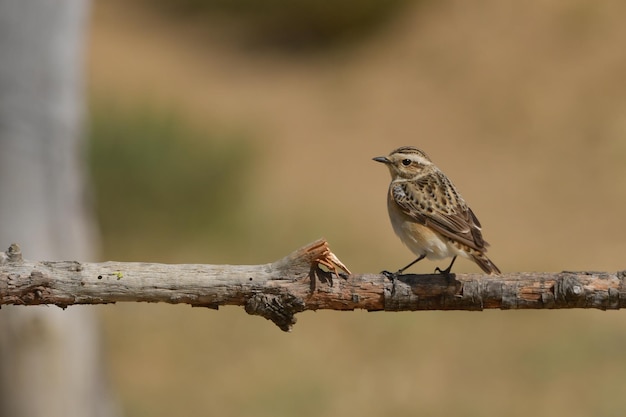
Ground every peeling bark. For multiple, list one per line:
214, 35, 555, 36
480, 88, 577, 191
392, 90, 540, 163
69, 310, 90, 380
1, 241, 625, 331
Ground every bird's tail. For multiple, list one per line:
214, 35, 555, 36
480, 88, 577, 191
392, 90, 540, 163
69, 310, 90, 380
471, 252, 501, 275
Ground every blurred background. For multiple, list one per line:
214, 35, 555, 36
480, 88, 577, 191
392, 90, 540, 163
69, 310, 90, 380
4, 0, 626, 415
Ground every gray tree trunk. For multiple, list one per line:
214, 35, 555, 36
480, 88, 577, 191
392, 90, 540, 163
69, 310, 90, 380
0, 1, 118, 416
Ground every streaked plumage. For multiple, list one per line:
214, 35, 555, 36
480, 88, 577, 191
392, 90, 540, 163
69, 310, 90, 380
374, 146, 500, 275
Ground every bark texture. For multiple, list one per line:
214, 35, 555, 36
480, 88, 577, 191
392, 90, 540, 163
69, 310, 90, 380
2, 240, 625, 332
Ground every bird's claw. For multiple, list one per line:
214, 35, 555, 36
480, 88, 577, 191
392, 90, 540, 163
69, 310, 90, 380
435, 266, 450, 276
381, 270, 398, 281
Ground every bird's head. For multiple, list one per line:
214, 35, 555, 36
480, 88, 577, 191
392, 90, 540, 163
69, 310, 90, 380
373, 146, 433, 180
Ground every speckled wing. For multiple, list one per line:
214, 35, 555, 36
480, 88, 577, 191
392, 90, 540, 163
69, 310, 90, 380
390, 172, 488, 252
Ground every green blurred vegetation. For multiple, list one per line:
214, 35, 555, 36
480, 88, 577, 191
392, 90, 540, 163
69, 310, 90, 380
149, 0, 412, 51
88, 103, 255, 261
90, 1, 626, 416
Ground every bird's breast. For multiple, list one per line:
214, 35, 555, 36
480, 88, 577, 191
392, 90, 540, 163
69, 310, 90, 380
387, 194, 464, 260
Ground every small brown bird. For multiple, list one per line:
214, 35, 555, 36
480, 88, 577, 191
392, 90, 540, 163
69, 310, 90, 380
374, 146, 500, 275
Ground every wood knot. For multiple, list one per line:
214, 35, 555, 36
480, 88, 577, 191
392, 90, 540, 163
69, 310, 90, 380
554, 273, 587, 307
244, 293, 305, 332
1, 243, 23, 264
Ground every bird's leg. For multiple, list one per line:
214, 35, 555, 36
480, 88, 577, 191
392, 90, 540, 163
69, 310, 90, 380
435, 256, 457, 276
398, 254, 426, 275
382, 254, 426, 281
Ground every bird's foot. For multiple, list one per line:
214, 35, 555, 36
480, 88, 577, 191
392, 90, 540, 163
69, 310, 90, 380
381, 270, 399, 281
434, 266, 456, 284
434, 256, 457, 278
434, 266, 451, 275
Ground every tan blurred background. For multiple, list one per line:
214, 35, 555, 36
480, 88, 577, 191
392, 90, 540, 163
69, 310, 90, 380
88, 0, 626, 416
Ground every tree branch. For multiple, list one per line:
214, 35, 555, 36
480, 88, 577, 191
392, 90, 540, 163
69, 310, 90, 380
1, 241, 625, 331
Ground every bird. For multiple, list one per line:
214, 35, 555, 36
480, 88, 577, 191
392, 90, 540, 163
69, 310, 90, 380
373, 146, 500, 275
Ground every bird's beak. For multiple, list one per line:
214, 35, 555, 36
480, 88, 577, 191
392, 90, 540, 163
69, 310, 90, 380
373, 156, 390, 164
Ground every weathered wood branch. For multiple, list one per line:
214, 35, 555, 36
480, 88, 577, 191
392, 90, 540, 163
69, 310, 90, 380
1, 240, 625, 331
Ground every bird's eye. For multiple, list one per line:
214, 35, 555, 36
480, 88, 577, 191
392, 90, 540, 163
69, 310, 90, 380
401, 159, 412, 166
